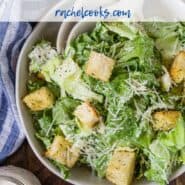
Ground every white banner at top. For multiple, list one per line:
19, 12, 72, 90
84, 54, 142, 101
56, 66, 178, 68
1, 0, 185, 22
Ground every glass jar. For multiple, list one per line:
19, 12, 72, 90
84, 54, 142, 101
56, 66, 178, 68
0, 166, 41, 185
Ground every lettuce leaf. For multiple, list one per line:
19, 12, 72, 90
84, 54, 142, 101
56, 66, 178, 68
52, 58, 103, 102
180, 148, 185, 164
159, 116, 185, 150
144, 22, 185, 62
145, 116, 185, 184
115, 35, 162, 75
28, 40, 57, 73
144, 140, 173, 185
41, 56, 62, 82
104, 22, 139, 40
52, 160, 70, 179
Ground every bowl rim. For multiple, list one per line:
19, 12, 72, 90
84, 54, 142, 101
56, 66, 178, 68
56, 21, 77, 53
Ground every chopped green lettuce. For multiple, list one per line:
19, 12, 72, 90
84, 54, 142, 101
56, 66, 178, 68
52, 160, 70, 179
144, 22, 185, 62
28, 41, 57, 73
159, 116, 185, 150
144, 140, 173, 185
180, 148, 185, 164
115, 35, 162, 75
41, 56, 62, 82
52, 58, 103, 102
104, 22, 139, 40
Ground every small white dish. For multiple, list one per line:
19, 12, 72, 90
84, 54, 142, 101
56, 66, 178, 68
67, 22, 96, 47
56, 22, 76, 53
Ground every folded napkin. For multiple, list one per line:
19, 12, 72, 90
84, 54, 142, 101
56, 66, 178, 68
0, 22, 32, 161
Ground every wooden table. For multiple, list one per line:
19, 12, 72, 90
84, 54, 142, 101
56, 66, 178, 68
3, 141, 185, 185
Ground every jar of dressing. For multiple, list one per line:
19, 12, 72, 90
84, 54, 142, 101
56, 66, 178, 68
0, 166, 41, 185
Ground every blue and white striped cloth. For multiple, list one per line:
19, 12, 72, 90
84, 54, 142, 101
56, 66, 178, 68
0, 22, 32, 161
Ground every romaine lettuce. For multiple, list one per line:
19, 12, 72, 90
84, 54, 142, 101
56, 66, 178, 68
144, 22, 185, 62
104, 22, 139, 40
52, 58, 103, 102
29, 41, 57, 73
145, 116, 185, 184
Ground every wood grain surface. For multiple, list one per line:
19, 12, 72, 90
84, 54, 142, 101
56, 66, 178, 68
3, 141, 185, 185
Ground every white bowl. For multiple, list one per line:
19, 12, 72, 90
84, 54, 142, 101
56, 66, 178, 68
57, 21, 96, 52
16, 2, 185, 185
56, 22, 76, 53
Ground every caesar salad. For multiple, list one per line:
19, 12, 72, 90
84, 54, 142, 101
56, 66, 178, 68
23, 22, 185, 185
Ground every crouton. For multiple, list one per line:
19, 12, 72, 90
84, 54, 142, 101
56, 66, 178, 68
45, 136, 79, 168
152, 111, 181, 131
74, 102, 99, 129
106, 147, 136, 185
85, 51, 115, 82
37, 72, 45, 80
23, 87, 54, 111
170, 51, 185, 83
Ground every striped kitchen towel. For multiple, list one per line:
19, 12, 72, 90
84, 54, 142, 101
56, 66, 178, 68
0, 22, 32, 161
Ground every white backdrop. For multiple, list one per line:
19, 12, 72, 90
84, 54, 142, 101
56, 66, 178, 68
0, 0, 185, 22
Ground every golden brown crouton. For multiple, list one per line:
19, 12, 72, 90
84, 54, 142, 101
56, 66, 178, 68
37, 72, 45, 80
152, 111, 181, 131
106, 147, 136, 185
170, 51, 185, 83
85, 51, 115, 82
23, 87, 54, 111
74, 102, 99, 129
45, 136, 79, 168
